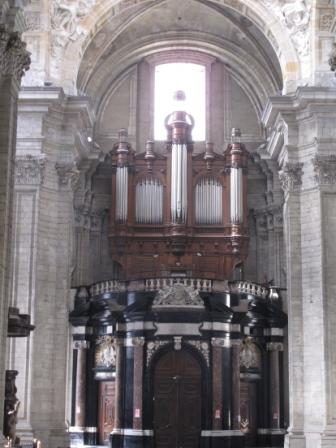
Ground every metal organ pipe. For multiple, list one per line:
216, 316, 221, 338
230, 167, 243, 224
116, 166, 128, 223
171, 143, 188, 223
135, 179, 163, 224
195, 178, 222, 225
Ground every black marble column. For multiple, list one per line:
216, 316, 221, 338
111, 338, 125, 448
70, 339, 90, 446
231, 340, 242, 431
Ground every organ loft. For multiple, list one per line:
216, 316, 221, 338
69, 93, 287, 448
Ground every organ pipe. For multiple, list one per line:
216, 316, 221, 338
171, 143, 188, 223
195, 178, 223, 225
229, 128, 245, 225
116, 166, 128, 222
230, 168, 243, 224
136, 179, 163, 224
115, 129, 130, 223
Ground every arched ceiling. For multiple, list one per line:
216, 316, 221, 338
75, 0, 285, 115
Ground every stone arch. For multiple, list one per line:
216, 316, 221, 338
72, 0, 301, 95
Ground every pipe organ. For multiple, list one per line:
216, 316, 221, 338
109, 95, 249, 280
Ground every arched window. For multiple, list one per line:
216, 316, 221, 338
154, 62, 206, 141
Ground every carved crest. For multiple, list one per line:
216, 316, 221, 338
95, 335, 116, 368
239, 338, 261, 370
152, 284, 204, 308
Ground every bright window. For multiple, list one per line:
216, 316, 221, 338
154, 63, 206, 141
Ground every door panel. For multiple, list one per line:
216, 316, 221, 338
153, 350, 202, 448
98, 381, 115, 445
240, 381, 257, 447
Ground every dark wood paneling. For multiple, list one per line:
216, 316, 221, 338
98, 381, 115, 445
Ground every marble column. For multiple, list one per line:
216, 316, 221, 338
69, 339, 89, 446
113, 338, 125, 432
231, 340, 242, 431
211, 341, 223, 430
268, 342, 283, 430
0, 19, 30, 445
132, 337, 145, 430
73, 341, 89, 428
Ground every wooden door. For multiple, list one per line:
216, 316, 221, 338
153, 350, 202, 448
240, 381, 257, 447
98, 381, 115, 445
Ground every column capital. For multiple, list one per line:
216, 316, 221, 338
267, 342, 284, 352
0, 27, 30, 84
55, 162, 80, 190
312, 154, 336, 186
73, 340, 90, 350
279, 162, 304, 195
15, 154, 46, 185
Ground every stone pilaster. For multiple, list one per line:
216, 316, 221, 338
263, 87, 336, 448
10, 88, 96, 448
6, 154, 45, 441
0, 12, 30, 444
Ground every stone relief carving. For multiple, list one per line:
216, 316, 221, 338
312, 155, 336, 185
0, 27, 31, 82
319, 10, 334, 31
55, 161, 80, 189
24, 12, 40, 31
279, 162, 304, 193
15, 154, 46, 185
186, 340, 210, 365
240, 338, 261, 370
329, 43, 336, 74
95, 335, 116, 368
153, 284, 204, 307
260, 0, 311, 59
146, 340, 170, 366
51, 0, 96, 48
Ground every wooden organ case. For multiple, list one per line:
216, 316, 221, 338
68, 95, 287, 448
109, 101, 249, 281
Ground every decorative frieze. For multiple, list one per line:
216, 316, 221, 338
312, 155, 336, 185
279, 162, 304, 194
0, 26, 31, 82
15, 154, 46, 185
